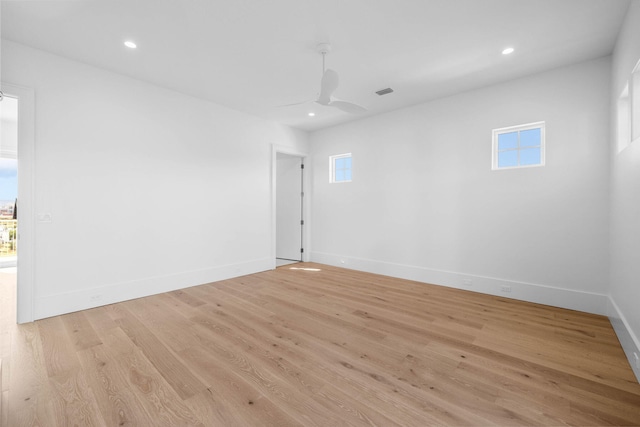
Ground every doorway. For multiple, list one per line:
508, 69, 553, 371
0, 93, 19, 327
1, 83, 35, 324
1, 95, 18, 265
275, 152, 304, 267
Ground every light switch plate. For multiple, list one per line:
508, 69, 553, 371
36, 213, 52, 223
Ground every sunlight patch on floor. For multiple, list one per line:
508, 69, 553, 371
288, 267, 322, 272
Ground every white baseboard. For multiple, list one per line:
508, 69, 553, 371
34, 257, 272, 320
310, 252, 609, 315
608, 297, 640, 382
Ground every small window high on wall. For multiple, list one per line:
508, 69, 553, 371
618, 83, 631, 152
631, 60, 640, 142
492, 122, 545, 170
618, 58, 640, 153
330, 153, 352, 183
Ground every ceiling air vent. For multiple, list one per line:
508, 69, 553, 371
375, 88, 394, 96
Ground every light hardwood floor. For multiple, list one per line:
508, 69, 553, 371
1, 263, 640, 426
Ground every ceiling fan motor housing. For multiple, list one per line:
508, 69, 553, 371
316, 42, 332, 55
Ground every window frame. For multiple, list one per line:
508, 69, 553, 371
492, 121, 546, 170
329, 153, 352, 183
616, 58, 640, 153
618, 83, 631, 152
631, 59, 640, 142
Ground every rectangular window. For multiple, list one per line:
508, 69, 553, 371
330, 153, 352, 183
631, 59, 640, 142
492, 122, 545, 170
618, 83, 631, 152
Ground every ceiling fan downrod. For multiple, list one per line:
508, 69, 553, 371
316, 42, 332, 73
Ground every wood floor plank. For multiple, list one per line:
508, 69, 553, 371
36, 316, 80, 377
168, 289, 206, 308
121, 297, 199, 354
179, 344, 303, 427
60, 311, 103, 352
1, 263, 639, 426
99, 327, 206, 426
190, 304, 404, 427
188, 316, 362, 426
154, 292, 204, 319
78, 306, 118, 336
211, 283, 490, 425
184, 390, 283, 427
47, 367, 106, 427
114, 307, 207, 400
6, 323, 55, 427
0, 331, 11, 398
192, 286, 424, 425
1, 389, 7, 427
474, 325, 638, 386
76, 343, 158, 426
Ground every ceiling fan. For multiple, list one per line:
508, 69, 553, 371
283, 43, 367, 114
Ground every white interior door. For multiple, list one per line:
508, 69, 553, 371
276, 153, 303, 262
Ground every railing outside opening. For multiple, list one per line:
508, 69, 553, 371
0, 220, 17, 257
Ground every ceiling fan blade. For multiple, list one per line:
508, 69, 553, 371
328, 100, 367, 114
317, 69, 339, 105
277, 100, 312, 108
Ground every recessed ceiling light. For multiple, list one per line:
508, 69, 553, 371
308, 112, 315, 117
502, 47, 515, 55
124, 41, 137, 49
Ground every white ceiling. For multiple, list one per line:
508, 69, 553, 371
0, 0, 631, 131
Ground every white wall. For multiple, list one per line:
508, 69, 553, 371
310, 57, 611, 314
1, 40, 308, 319
610, 0, 640, 380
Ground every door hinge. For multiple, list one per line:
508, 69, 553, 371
301, 192, 304, 198
300, 248, 304, 253
301, 164, 305, 169
300, 220, 304, 225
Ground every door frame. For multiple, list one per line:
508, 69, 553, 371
2, 82, 36, 323
271, 144, 309, 269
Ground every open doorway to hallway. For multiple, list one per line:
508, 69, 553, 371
275, 152, 305, 267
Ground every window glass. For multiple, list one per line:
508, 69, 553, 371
632, 60, 640, 142
492, 122, 545, 170
498, 132, 518, 150
498, 151, 518, 168
330, 153, 352, 183
520, 128, 541, 147
520, 148, 541, 165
